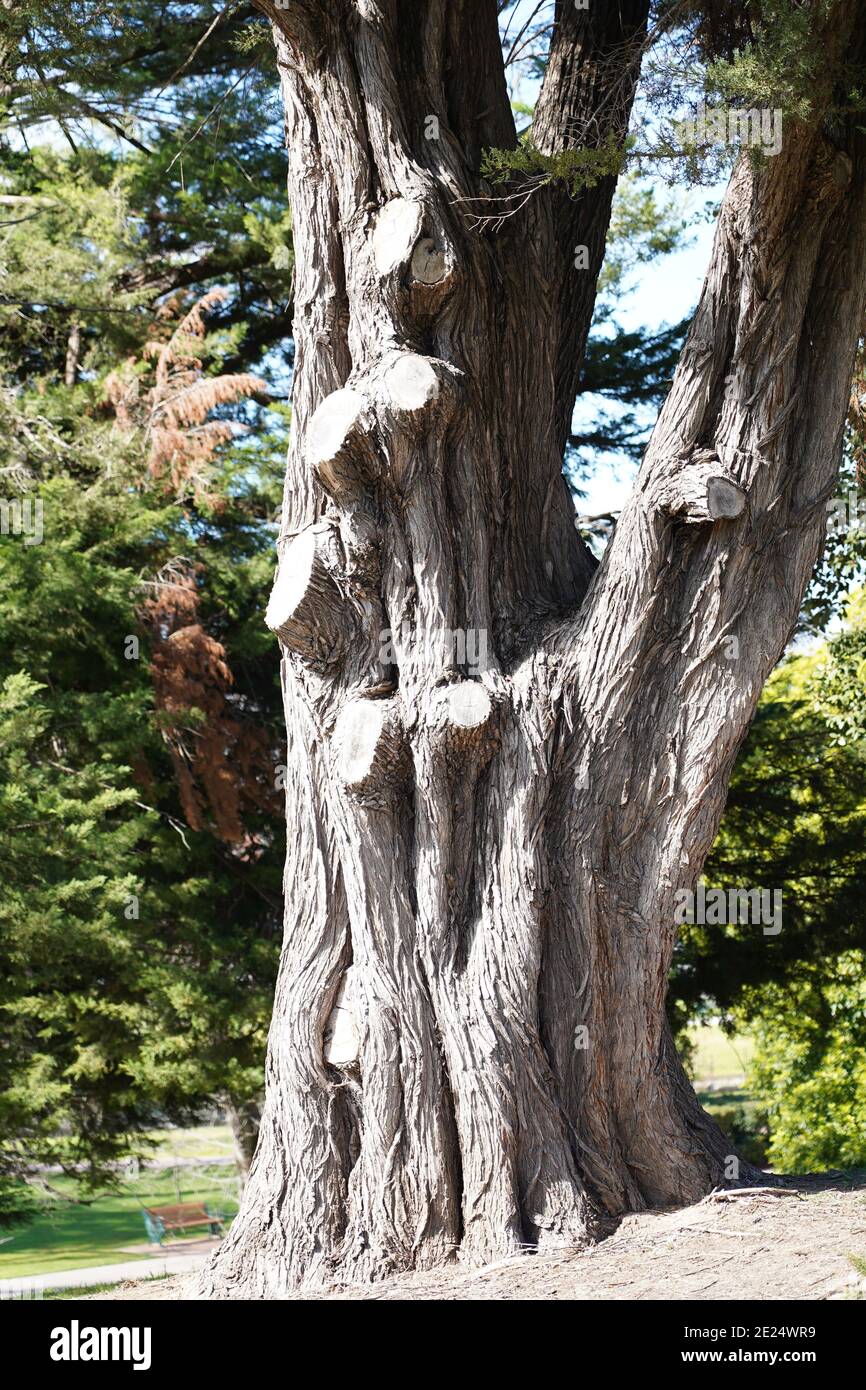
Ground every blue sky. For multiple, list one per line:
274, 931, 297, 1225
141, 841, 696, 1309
578, 212, 722, 515
501, 2, 729, 515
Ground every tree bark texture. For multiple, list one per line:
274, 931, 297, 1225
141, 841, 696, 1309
203, 0, 866, 1295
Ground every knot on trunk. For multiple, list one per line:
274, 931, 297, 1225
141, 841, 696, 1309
411, 236, 449, 286
371, 197, 457, 310
266, 523, 353, 665
425, 679, 498, 764
308, 356, 461, 498
334, 693, 409, 805
376, 351, 461, 441
306, 388, 381, 500
655, 448, 747, 524
372, 198, 424, 276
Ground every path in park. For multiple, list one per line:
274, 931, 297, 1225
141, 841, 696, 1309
0, 1240, 216, 1297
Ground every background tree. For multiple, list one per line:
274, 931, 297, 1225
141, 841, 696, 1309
0, 283, 285, 1219
670, 596, 866, 1171
0, 666, 146, 1223
0, 1, 299, 1214
674, 643, 866, 1021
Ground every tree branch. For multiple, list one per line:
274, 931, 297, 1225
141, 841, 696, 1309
530, 1, 651, 454
532, 0, 648, 156
653, 448, 747, 524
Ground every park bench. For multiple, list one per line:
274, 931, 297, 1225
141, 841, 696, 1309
142, 1201, 224, 1246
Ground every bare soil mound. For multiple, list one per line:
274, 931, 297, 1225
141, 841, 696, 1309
84, 1174, 866, 1302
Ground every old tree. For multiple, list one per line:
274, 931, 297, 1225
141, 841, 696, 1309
205, 0, 866, 1294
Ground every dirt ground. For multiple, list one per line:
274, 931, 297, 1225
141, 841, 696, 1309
85, 1173, 866, 1302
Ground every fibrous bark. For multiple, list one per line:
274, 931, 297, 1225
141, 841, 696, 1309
203, 0, 866, 1296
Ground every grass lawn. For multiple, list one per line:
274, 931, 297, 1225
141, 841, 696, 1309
0, 1165, 239, 1280
146, 1123, 235, 1162
698, 1086, 764, 1124
687, 1022, 755, 1082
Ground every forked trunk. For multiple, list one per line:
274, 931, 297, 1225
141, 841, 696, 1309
203, 1, 866, 1295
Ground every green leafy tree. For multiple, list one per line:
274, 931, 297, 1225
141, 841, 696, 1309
0, 669, 146, 1220
670, 611, 866, 1169
0, 288, 285, 1221
745, 953, 866, 1172
0, 3, 296, 1218
672, 647, 866, 1018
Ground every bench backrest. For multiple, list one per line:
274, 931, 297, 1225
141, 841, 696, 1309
145, 1203, 210, 1222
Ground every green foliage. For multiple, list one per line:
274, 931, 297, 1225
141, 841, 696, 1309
704, 0, 840, 122
571, 318, 689, 473
1, 4, 291, 384
1, 3, 263, 135
597, 176, 695, 300
745, 953, 866, 1172
0, 4, 293, 1228
481, 134, 627, 197
815, 590, 866, 744
672, 645, 866, 1022
0, 129, 292, 384
705, 1104, 770, 1167
0, 378, 284, 1218
0, 669, 151, 1196
671, 614, 866, 1173
0, 139, 286, 1223
802, 465, 865, 634
638, 1, 866, 185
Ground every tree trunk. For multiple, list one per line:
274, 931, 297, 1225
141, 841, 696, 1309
203, 1, 866, 1296
64, 319, 80, 387
223, 1097, 261, 1185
